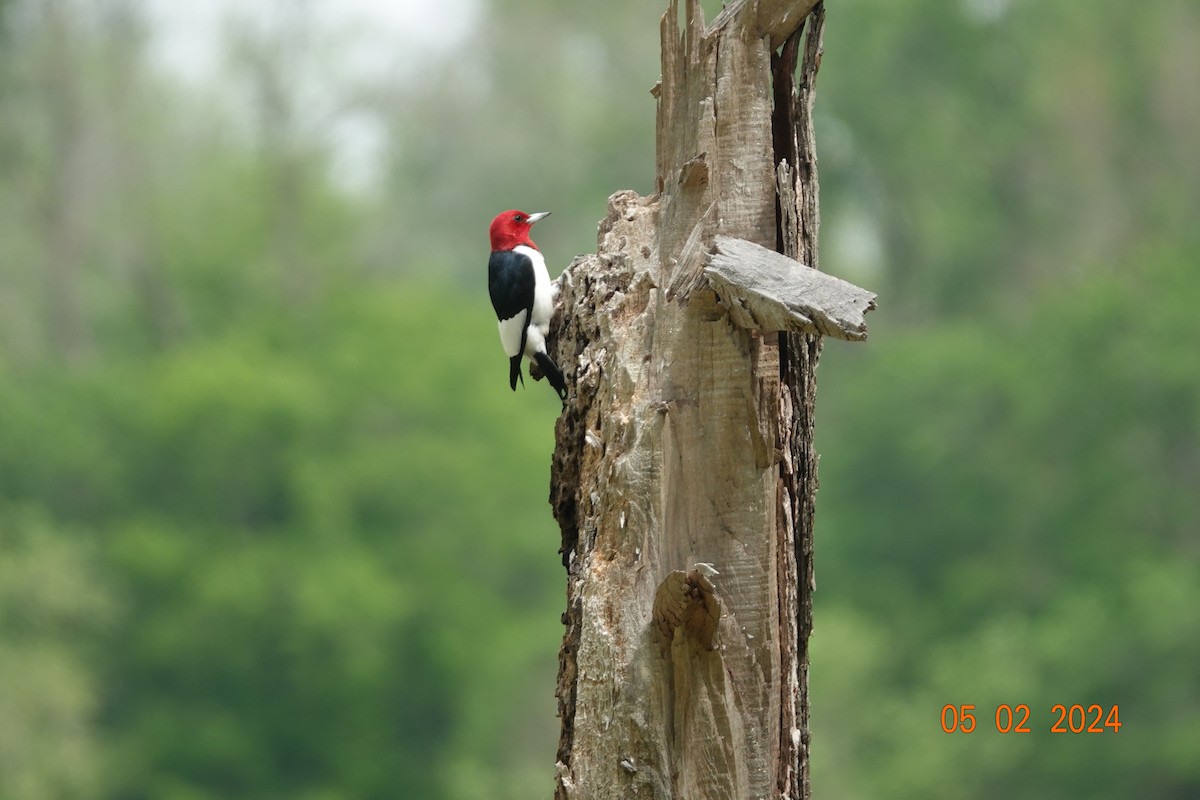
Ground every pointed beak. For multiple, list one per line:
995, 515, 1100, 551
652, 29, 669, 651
526, 211, 551, 224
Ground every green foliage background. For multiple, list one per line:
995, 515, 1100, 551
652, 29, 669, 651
0, 0, 1196, 798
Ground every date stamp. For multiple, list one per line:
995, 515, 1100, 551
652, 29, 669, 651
941, 704, 1121, 734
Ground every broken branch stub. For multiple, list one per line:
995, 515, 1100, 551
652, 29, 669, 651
704, 235, 877, 340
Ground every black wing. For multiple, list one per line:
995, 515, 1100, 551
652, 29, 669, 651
488, 249, 535, 323
489, 250, 536, 391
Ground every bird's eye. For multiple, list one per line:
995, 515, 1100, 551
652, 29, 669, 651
513, 214, 523, 222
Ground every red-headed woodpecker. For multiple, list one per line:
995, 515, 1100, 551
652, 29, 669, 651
487, 209, 567, 402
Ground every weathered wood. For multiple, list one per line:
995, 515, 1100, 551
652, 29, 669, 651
710, 0, 823, 49
550, 3, 861, 799
705, 235, 877, 340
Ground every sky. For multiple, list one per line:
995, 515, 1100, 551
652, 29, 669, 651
140, 0, 480, 191
141, 0, 478, 81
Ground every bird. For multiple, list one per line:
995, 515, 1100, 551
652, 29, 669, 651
487, 209, 568, 402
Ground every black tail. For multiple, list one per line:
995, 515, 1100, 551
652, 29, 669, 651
509, 354, 524, 391
534, 351, 568, 403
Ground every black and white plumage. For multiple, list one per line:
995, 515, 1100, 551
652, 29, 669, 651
487, 210, 567, 402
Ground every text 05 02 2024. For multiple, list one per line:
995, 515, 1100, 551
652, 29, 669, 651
940, 704, 1121, 734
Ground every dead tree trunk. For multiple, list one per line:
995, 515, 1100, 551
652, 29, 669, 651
547, 2, 873, 798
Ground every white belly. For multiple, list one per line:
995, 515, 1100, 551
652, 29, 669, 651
515, 244, 553, 356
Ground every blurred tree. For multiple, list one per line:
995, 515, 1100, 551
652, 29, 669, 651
817, 0, 1200, 322
812, 238, 1200, 799
0, 506, 112, 800
0, 3, 563, 796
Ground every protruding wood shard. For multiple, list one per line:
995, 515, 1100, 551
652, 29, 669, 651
705, 235, 877, 340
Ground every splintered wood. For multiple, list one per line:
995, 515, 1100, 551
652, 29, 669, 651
705, 236, 877, 340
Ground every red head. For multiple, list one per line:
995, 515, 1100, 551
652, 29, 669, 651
489, 209, 550, 252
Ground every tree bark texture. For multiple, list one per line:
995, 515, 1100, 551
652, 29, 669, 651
548, 3, 866, 798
